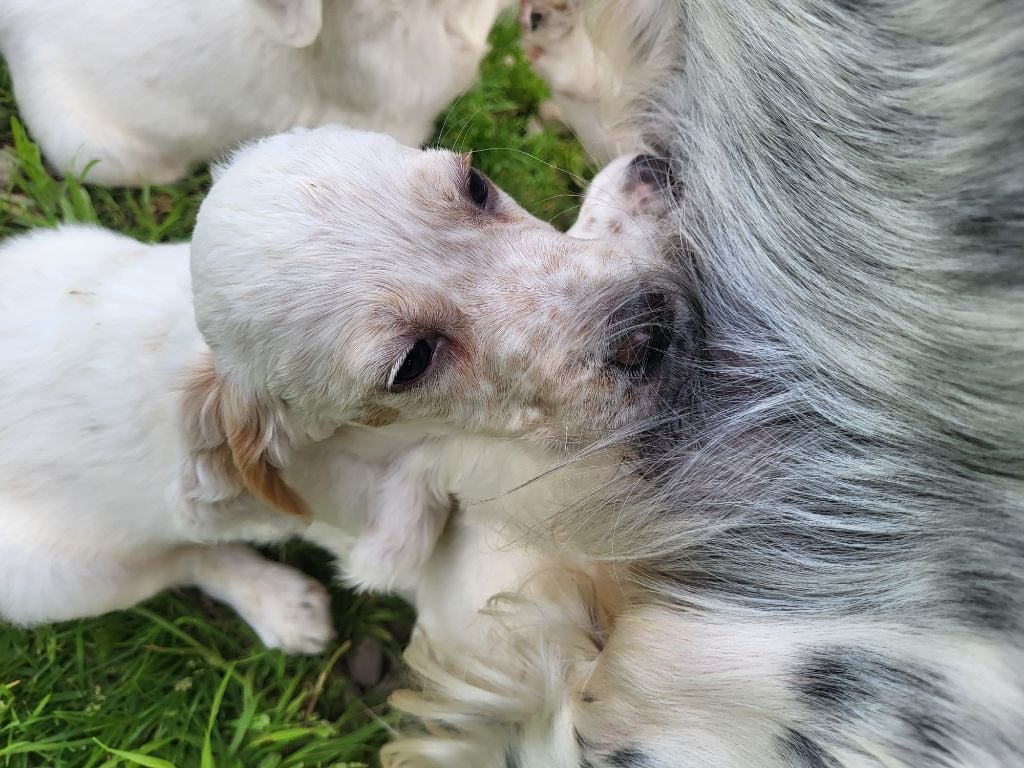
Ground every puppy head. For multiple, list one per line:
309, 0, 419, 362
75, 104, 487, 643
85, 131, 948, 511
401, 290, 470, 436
190, 127, 684, 466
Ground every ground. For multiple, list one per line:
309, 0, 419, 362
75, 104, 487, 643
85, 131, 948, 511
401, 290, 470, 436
0, 18, 592, 768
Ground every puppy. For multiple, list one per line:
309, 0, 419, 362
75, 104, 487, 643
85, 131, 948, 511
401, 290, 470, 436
0, 0, 509, 185
388, 1, 1024, 766
0, 126, 676, 657
518, 0, 679, 162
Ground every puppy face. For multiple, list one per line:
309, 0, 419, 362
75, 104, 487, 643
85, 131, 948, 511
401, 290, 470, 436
191, 128, 682, 453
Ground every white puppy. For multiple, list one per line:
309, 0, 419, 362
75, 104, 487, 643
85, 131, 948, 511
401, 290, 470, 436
0, 126, 676, 655
518, 0, 681, 162
0, 0, 509, 185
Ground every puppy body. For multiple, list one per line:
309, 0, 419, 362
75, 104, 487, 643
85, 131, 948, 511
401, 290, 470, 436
0, 224, 583, 651
0, 228, 333, 649
0, 0, 508, 185
0, 131, 670, 657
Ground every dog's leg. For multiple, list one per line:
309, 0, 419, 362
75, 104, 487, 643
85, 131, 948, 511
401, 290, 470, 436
0, 542, 334, 654
343, 445, 451, 595
6, 62, 192, 185
519, 0, 603, 100
184, 544, 335, 654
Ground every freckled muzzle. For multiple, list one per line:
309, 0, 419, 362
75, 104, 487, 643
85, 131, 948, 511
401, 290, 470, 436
607, 292, 674, 377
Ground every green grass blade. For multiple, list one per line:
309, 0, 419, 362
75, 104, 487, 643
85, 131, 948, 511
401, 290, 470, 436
201, 663, 235, 768
93, 740, 180, 768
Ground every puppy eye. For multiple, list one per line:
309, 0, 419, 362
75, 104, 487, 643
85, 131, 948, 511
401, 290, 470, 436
390, 336, 439, 391
467, 167, 490, 210
530, 11, 544, 31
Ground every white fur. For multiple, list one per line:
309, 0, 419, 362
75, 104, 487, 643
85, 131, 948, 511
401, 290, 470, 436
0, 0, 509, 185
0, 128, 667, 658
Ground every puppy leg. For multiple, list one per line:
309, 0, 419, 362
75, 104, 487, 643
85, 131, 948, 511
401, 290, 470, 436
0, 542, 334, 654
344, 446, 451, 595
8, 65, 191, 186
185, 544, 336, 654
519, 0, 599, 98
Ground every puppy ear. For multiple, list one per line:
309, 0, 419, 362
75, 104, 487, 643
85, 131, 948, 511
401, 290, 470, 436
250, 0, 323, 48
221, 384, 312, 520
181, 354, 311, 520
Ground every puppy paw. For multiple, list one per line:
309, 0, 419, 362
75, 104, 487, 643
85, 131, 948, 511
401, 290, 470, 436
344, 523, 438, 595
342, 450, 452, 595
242, 565, 336, 654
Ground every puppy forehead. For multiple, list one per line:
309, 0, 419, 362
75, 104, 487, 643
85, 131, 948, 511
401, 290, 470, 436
221, 127, 460, 199
315, 142, 462, 194
294, 147, 470, 237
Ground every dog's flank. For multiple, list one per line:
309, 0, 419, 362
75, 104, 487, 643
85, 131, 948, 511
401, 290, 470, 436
599, 0, 1024, 763
389, 1, 1024, 766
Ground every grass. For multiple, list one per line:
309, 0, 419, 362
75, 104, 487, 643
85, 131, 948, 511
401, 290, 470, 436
0, 17, 593, 768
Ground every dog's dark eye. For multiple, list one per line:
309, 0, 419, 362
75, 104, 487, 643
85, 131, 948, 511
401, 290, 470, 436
530, 11, 544, 31
390, 336, 438, 390
467, 167, 489, 210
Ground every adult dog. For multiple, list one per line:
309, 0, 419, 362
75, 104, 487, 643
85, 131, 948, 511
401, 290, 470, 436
387, 1, 1024, 766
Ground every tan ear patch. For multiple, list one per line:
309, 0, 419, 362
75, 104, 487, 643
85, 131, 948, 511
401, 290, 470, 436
225, 418, 311, 521
184, 353, 310, 521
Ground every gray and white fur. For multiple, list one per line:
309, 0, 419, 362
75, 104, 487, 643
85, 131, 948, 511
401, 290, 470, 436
388, 2, 1024, 766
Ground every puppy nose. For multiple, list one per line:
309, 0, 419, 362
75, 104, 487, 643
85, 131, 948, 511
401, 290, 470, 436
608, 292, 674, 375
627, 154, 673, 190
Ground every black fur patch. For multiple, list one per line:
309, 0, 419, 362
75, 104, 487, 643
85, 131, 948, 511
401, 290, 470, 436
794, 647, 958, 762
606, 746, 650, 768
777, 728, 840, 768
950, 566, 1020, 633
795, 646, 942, 711
905, 712, 954, 761
576, 729, 596, 768
505, 724, 525, 768
952, 190, 1024, 286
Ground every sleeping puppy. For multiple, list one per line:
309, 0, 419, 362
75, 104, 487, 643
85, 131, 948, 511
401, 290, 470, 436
0, 126, 676, 654
0, 0, 509, 185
